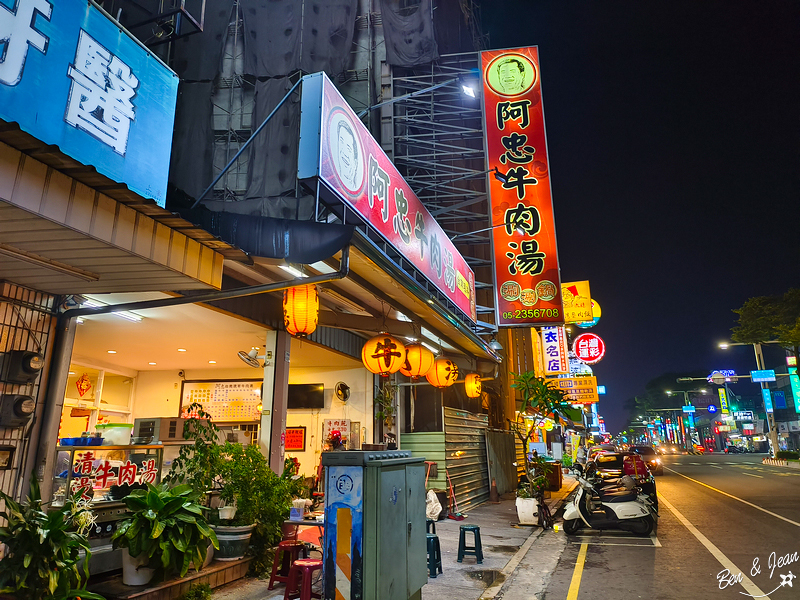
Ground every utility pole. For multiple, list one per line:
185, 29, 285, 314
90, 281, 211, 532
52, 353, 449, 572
753, 343, 780, 456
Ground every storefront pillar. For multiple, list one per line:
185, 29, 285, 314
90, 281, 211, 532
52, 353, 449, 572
34, 316, 77, 500
260, 330, 291, 473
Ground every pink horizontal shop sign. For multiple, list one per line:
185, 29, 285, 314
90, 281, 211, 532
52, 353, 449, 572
298, 73, 477, 322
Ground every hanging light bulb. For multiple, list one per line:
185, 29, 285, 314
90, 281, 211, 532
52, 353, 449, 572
362, 334, 406, 376
283, 285, 319, 337
399, 343, 435, 379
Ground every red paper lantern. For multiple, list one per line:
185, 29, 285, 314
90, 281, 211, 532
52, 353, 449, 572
464, 373, 482, 398
362, 334, 406, 376
399, 343, 435, 378
283, 285, 319, 337
426, 358, 459, 388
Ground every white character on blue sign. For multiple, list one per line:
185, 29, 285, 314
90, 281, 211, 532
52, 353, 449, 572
65, 30, 138, 155
0, 0, 52, 86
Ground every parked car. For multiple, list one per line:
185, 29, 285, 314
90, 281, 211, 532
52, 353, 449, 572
725, 446, 744, 454
628, 445, 664, 475
587, 444, 617, 461
590, 451, 658, 509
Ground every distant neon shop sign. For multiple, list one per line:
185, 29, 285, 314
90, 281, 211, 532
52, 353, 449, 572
707, 370, 736, 383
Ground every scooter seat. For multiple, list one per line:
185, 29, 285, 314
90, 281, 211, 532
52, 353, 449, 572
599, 490, 638, 503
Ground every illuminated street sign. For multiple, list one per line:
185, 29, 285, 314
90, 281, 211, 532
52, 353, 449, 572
751, 369, 776, 382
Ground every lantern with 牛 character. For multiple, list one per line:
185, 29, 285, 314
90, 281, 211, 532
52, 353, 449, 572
464, 373, 482, 398
283, 285, 319, 337
362, 334, 406, 376
399, 343, 435, 379
426, 358, 458, 388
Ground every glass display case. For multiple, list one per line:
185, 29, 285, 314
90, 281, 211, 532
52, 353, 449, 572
52, 444, 164, 507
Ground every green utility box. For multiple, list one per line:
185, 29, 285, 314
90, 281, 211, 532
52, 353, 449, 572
322, 450, 427, 600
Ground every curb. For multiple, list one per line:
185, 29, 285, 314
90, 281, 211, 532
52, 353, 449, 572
762, 458, 800, 468
478, 479, 579, 600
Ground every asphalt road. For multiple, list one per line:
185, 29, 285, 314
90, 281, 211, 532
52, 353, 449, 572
543, 453, 800, 600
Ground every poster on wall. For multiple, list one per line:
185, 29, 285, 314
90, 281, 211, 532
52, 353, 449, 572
180, 380, 262, 422
481, 46, 563, 327
323, 419, 351, 446
284, 427, 306, 451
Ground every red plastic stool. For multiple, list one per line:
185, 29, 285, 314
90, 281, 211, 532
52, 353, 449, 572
283, 558, 322, 600
268, 540, 308, 590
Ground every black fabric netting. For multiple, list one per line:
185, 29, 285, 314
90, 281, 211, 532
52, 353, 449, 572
379, 0, 439, 67
245, 77, 301, 201
171, 0, 234, 81
240, 0, 358, 78
168, 81, 215, 199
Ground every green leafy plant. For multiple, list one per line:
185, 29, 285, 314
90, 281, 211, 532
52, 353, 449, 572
164, 403, 222, 498
374, 382, 397, 427
510, 371, 567, 498
111, 482, 219, 580
0, 478, 104, 600
776, 451, 799, 460
177, 583, 212, 600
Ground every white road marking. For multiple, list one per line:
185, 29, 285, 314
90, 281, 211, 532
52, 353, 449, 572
711, 466, 723, 469
650, 533, 662, 547
665, 467, 800, 527
658, 493, 770, 599
742, 473, 763, 478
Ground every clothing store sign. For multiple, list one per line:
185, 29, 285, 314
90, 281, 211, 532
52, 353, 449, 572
298, 72, 477, 323
0, 0, 178, 206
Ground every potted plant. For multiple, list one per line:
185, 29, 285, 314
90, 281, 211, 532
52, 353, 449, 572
0, 478, 104, 600
374, 382, 397, 428
509, 371, 567, 524
111, 482, 218, 585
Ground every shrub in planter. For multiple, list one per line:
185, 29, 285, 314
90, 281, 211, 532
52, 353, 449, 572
776, 451, 799, 460
0, 478, 104, 600
111, 483, 218, 583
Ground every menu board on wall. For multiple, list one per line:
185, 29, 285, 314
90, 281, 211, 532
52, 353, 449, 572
180, 380, 262, 422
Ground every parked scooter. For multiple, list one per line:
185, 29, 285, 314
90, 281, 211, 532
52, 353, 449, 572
562, 467, 658, 536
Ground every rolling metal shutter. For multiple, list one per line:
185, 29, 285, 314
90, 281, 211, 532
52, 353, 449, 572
444, 407, 489, 511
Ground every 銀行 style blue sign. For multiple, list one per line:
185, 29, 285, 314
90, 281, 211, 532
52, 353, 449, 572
751, 369, 776, 383
0, 0, 178, 207
762, 388, 773, 413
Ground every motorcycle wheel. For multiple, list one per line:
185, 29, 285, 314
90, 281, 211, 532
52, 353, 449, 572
563, 518, 582, 535
630, 517, 654, 537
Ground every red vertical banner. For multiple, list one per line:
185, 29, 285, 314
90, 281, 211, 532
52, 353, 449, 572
481, 47, 563, 327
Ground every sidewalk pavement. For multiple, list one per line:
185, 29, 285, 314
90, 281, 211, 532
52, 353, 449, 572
212, 474, 578, 600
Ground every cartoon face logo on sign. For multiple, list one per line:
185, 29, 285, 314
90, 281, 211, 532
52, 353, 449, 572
328, 110, 365, 194
484, 53, 537, 97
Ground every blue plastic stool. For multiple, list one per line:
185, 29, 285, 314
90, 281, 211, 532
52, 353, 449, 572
426, 533, 443, 577
426, 518, 437, 534
457, 524, 483, 564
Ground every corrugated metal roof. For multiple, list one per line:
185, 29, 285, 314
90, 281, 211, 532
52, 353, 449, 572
0, 120, 249, 262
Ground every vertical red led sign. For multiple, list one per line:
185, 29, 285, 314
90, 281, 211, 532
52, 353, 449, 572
481, 47, 563, 327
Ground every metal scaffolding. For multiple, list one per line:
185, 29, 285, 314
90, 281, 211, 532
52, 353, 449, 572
386, 52, 496, 324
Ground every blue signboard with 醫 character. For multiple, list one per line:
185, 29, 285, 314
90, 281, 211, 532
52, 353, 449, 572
0, 0, 178, 206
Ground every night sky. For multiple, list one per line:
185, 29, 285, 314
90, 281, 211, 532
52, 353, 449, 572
483, 1, 800, 433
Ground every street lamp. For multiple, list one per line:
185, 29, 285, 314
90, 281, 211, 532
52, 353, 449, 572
719, 340, 783, 456
356, 76, 477, 118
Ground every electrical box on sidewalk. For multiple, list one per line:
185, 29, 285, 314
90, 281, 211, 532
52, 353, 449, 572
322, 450, 426, 600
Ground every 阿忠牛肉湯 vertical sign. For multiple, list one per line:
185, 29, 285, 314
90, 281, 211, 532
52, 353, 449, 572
481, 47, 562, 327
